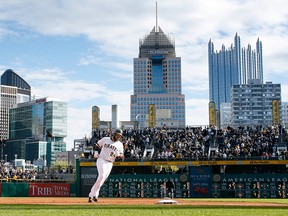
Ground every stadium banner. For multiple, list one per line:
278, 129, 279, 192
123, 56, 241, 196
209, 101, 217, 126
211, 174, 287, 198
272, 99, 280, 125
29, 183, 70, 197
148, 104, 156, 128
80, 160, 288, 167
189, 166, 212, 198
92, 106, 100, 129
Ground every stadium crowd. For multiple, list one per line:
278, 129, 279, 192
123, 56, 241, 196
0, 161, 38, 181
87, 124, 288, 161
1, 124, 287, 181
0, 161, 74, 182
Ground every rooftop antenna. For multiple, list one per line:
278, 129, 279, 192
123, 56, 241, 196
156, 1, 158, 33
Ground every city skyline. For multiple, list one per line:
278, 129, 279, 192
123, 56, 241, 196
0, 0, 288, 150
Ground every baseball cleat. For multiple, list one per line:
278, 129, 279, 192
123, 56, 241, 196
88, 197, 98, 203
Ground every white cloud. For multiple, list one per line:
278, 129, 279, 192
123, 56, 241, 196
1, 0, 288, 150
185, 98, 209, 125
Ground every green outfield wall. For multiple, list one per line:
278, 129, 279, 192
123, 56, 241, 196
77, 159, 288, 198
0, 182, 77, 197
0, 159, 287, 198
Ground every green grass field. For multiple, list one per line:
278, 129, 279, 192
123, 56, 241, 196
0, 199, 287, 216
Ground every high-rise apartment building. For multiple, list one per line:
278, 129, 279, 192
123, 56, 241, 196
0, 69, 31, 141
130, 24, 185, 129
5, 97, 67, 165
230, 80, 281, 127
208, 33, 263, 110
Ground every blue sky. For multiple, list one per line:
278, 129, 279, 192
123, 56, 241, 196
1, 0, 288, 150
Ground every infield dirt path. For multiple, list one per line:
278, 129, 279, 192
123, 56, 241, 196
0, 197, 287, 207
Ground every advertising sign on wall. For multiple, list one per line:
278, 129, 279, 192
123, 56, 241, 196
92, 106, 100, 129
272, 99, 280, 125
148, 104, 156, 128
29, 183, 70, 197
189, 166, 212, 198
209, 101, 217, 126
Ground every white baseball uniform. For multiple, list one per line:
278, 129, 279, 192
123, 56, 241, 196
89, 137, 124, 199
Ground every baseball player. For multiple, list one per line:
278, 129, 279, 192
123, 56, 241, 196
88, 129, 124, 202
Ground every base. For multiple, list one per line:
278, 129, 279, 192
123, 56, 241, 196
157, 197, 178, 205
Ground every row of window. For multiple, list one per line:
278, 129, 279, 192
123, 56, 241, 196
233, 106, 275, 111
136, 97, 181, 101
236, 84, 280, 88
233, 111, 272, 115
134, 64, 181, 69
135, 89, 181, 93
134, 78, 180, 84
134, 60, 180, 64
234, 116, 272, 120
131, 106, 184, 112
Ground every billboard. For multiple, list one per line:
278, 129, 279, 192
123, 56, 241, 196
272, 100, 280, 125
29, 183, 70, 197
92, 106, 100, 129
209, 101, 216, 126
189, 166, 212, 198
148, 104, 156, 128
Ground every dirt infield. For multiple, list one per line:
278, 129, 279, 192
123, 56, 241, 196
0, 197, 287, 207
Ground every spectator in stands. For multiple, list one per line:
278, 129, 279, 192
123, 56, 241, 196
83, 125, 288, 162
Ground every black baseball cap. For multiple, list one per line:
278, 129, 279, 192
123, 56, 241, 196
114, 129, 123, 136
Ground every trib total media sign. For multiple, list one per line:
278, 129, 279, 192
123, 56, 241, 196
29, 183, 70, 197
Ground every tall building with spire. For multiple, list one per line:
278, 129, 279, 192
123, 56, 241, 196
208, 33, 263, 110
130, 6, 185, 129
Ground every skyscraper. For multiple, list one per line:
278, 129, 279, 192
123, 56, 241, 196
130, 22, 185, 129
0, 69, 31, 141
208, 33, 263, 110
5, 97, 67, 165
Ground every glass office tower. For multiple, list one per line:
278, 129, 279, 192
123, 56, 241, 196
208, 33, 263, 110
130, 26, 185, 129
5, 97, 67, 165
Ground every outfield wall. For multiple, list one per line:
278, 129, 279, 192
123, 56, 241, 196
0, 182, 77, 197
0, 159, 287, 198
78, 159, 288, 198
